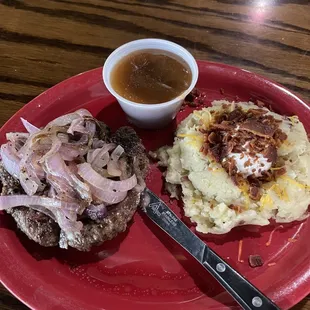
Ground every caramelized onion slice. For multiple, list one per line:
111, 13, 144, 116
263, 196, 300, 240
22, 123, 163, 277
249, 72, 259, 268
77, 162, 137, 192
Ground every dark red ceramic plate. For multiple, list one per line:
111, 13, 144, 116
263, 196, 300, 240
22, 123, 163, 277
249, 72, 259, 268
0, 61, 309, 310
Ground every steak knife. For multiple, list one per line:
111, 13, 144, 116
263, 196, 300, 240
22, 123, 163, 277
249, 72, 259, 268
142, 188, 280, 310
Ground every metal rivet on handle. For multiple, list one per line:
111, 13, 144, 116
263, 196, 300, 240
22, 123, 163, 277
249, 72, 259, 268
216, 263, 226, 273
252, 296, 263, 307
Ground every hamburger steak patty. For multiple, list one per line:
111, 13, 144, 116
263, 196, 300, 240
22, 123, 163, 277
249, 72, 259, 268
0, 125, 149, 251
59, 190, 141, 251
0, 165, 60, 247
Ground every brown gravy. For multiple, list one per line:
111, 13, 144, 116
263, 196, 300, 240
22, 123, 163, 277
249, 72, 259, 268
110, 50, 192, 104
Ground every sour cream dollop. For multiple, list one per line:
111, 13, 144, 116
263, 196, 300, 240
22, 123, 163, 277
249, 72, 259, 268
227, 153, 271, 177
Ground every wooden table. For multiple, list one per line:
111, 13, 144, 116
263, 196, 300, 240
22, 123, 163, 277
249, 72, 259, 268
0, 0, 309, 309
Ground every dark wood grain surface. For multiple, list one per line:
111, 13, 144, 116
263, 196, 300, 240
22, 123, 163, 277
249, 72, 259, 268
0, 0, 309, 309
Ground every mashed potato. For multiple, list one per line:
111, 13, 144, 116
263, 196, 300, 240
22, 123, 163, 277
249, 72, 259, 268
158, 100, 310, 234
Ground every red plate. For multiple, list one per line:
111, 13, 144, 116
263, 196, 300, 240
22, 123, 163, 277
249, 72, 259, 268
0, 61, 309, 310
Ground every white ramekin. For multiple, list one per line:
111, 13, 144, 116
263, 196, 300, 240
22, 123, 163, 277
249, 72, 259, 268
102, 38, 198, 129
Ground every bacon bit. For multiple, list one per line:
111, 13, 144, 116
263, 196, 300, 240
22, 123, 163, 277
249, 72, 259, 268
188, 101, 199, 107
244, 159, 251, 167
240, 119, 277, 137
249, 185, 261, 200
266, 225, 284, 246
274, 167, 287, 178
180, 176, 189, 182
184, 92, 195, 103
228, 204, 241, 213
248, 255, 264, 268
263, 144, 277, 164
274, 129, 287, 142
238, 240, 244, 263
200, 104, 287, 197
267, 262, 276, 267
288, 237, 297, 243
257, 100, 265, 108
183, 88, 206, 108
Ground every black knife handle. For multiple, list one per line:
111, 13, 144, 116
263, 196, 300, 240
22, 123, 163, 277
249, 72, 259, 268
143, 189, 280, 310
201, 248, 280, 310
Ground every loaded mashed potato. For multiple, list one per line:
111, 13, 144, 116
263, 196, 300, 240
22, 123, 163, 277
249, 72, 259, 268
156, 100, 310, 234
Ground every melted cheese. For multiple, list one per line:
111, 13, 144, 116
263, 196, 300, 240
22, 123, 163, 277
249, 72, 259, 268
279, 175, 310, 190
270, 166, 285, 171
239, 182, 250, 209
260, 194, 273, 210
177, 133, 204, 141
288, 115, 299, 124
270, 184, 289, 202
178, 133, 204, 149
260, 183, 290, 211
194, 109, 212, 123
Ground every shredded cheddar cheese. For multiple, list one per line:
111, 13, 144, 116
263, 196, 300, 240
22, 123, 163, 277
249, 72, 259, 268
281, 139, 290, 146
191, 198, 201, 204
194, 109, 212, 128
177, 133, 203, 140
260, 194, 273, 210
237, 240, 244, 263
270, 166, 285, 171
187, 140, 202, 149
260, 177, 305, 210
270, 184, 289, 202
178, 133, 204, 149
279, 176, 310, 190
212, 168, 223, 172
239, 182, 250, 209
262, 183, 273, 190
193, 110, 202, 118
266, 225, 283, 246
267, 262, 276, 267
288, 115, 299, 123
